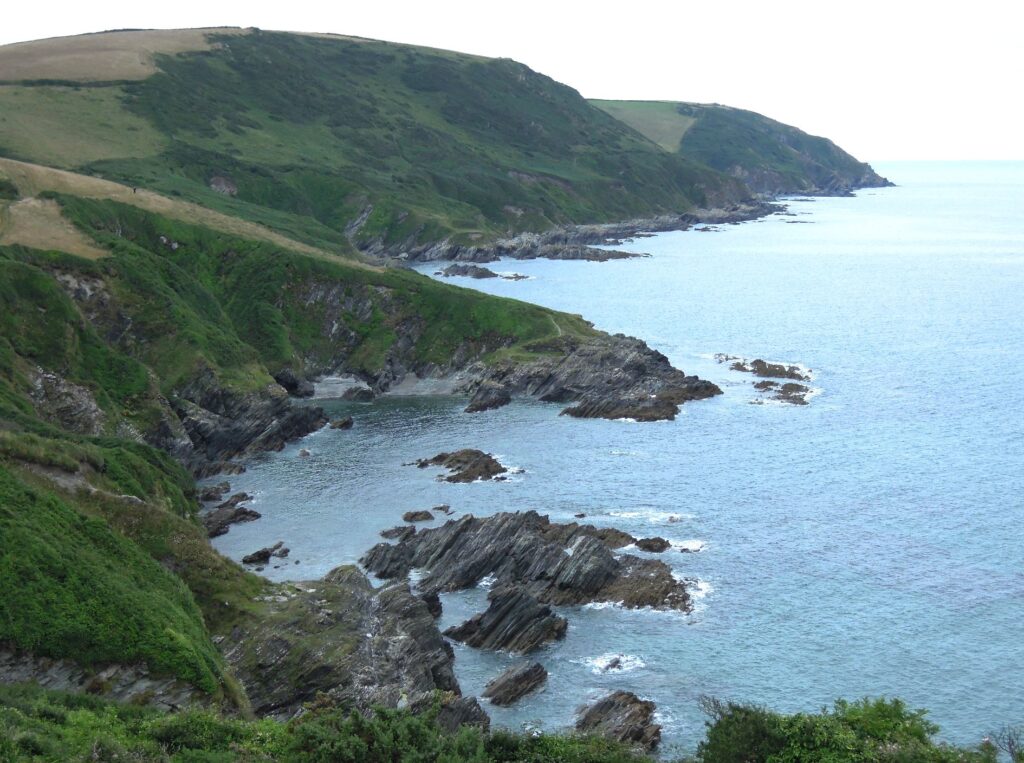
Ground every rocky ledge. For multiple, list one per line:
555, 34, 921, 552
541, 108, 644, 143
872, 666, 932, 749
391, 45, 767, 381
361, 511, 691, 612
482, 662, 547, 706
221, 565, 486, 724
462, 334, 721, 422
717, 354, 811, 381
576, 690, 662, 751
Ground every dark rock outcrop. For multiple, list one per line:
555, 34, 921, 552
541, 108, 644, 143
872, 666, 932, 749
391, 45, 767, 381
341, 386, 375, 402
444, 588, 568, 653
414, 450, 508, 483
403, 510, 434, 522
482, 662, 547, 706
421, 591, 442, 618
436, 263, 500, 279
199, 481, 230, 502
221, 568, 467, 720
464, 334, 721, 422
636, 537, 670, 553
717, 354, 810, 381
464, 382, 512, 414
753, 380, 812, 405
432, 697, 490, 732
201, 503, 261, 538
381, 525, 417, 541
172, 367, 328, 475
361, 511, 690, 612
576, 691, 661, 751
273, 368, 315, 398
242, 541, 288, 565
330, 416, 354, 429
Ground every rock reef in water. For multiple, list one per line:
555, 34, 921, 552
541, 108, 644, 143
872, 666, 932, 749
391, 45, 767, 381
414, 449, 508, 482
576, 690, 662, 751
444, 588, 568, 653
361, 511, 690, 611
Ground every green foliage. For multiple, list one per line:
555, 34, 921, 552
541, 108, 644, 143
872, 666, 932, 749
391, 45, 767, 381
0, 465, 226, 696
49, 30, 742, 247
696, 697, 997, 763
0, 178, 18, 200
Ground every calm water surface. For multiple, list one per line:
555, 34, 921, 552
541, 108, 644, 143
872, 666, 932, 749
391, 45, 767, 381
210, 162, 1024, 755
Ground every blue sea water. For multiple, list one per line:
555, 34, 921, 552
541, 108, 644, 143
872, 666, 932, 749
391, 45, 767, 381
209, 162, 1024, 755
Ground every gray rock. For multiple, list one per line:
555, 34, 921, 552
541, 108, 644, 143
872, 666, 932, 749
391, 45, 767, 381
330, 416, 354, 429
199, 481, 230, 502
576, 690, 661, 751
436, 263, 500, 279
341, 386, 375, 402
361, 511, 688, 612
274, 368, 315, 398
465, 382, 512, 414
403, 510, 434, 522
381, 525, 417, 541
201, 503, 261, 538
482, 662, 547, 706
242, 541, 285, 565
414, 450, 507, 483
636, 537, 670, 553
444, 588, 567, 653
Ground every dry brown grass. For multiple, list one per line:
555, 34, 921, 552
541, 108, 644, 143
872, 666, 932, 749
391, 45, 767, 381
0, 28, 248, 82
0, 197, 108, 259
0, 157, 367, 267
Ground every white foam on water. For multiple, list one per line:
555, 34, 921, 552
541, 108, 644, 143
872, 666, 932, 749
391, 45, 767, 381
575, 652, 646, 674
478, 574, 497, 589
609, 509, 696, 523
672, 539, 706, 553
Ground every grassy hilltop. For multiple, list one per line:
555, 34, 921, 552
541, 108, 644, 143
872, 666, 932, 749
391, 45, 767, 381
0, 28, 747, 253
592, 100, 890, 195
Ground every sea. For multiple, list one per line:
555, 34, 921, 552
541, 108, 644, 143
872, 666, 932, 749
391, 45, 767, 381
207, 161, 1024, 756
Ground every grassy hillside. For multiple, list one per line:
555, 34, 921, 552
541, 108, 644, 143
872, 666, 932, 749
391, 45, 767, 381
591, 100, 890, 195
0, 29, 747, 253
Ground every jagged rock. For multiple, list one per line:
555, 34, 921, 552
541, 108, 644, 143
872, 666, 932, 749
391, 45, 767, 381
403, 510, 434, 522
434, 504, 453, 514
299, 448, 311, 457
173, 367, 328, 474
381, 525, 417, 541
636, 537, 670, 553
721, 356, 810, 381
362, 511, 689, 612
222, 569, 464, 719
202, 503, 261, 538
576, 691, 661, 751
421, 591, 442, 618
242, 541, 285, 565
330, 416, 354, 429
465, 382, 512, 413
27, 366, 107, 436
415, 449, 508, 483
482, 662, 547, 706
274, 368, 315, 398
574, 512, 587, 518
436, 263, 500, 279
752, 379, 812, 405
341, 386, 375, 402
444, 588, 567, 653
194, 461, 247, 478
463, 334, 721, 422
434, 696, 491, 732
199, 481, 230, 502
217, 492, 252, 509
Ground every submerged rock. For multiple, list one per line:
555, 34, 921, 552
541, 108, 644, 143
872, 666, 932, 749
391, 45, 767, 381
361, 511, 689, 612
482, 662, 547, 706
414, 449, 508, 483
719, 355, 810, 381
330, 416, 354, 429
444, 588, 567, 653
465, 382, 512, 414
635, 537, 670, 553
576, 690, 661, 751
752, 379, 812, 405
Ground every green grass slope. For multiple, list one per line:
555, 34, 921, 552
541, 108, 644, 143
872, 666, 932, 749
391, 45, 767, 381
591, 100, 890, 196
0, 29, 747, 253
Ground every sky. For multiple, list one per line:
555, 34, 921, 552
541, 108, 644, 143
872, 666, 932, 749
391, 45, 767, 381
1, 0, 1022, 161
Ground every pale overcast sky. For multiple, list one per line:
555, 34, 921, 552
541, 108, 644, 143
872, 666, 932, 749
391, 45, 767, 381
2, 0, 1021, 161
